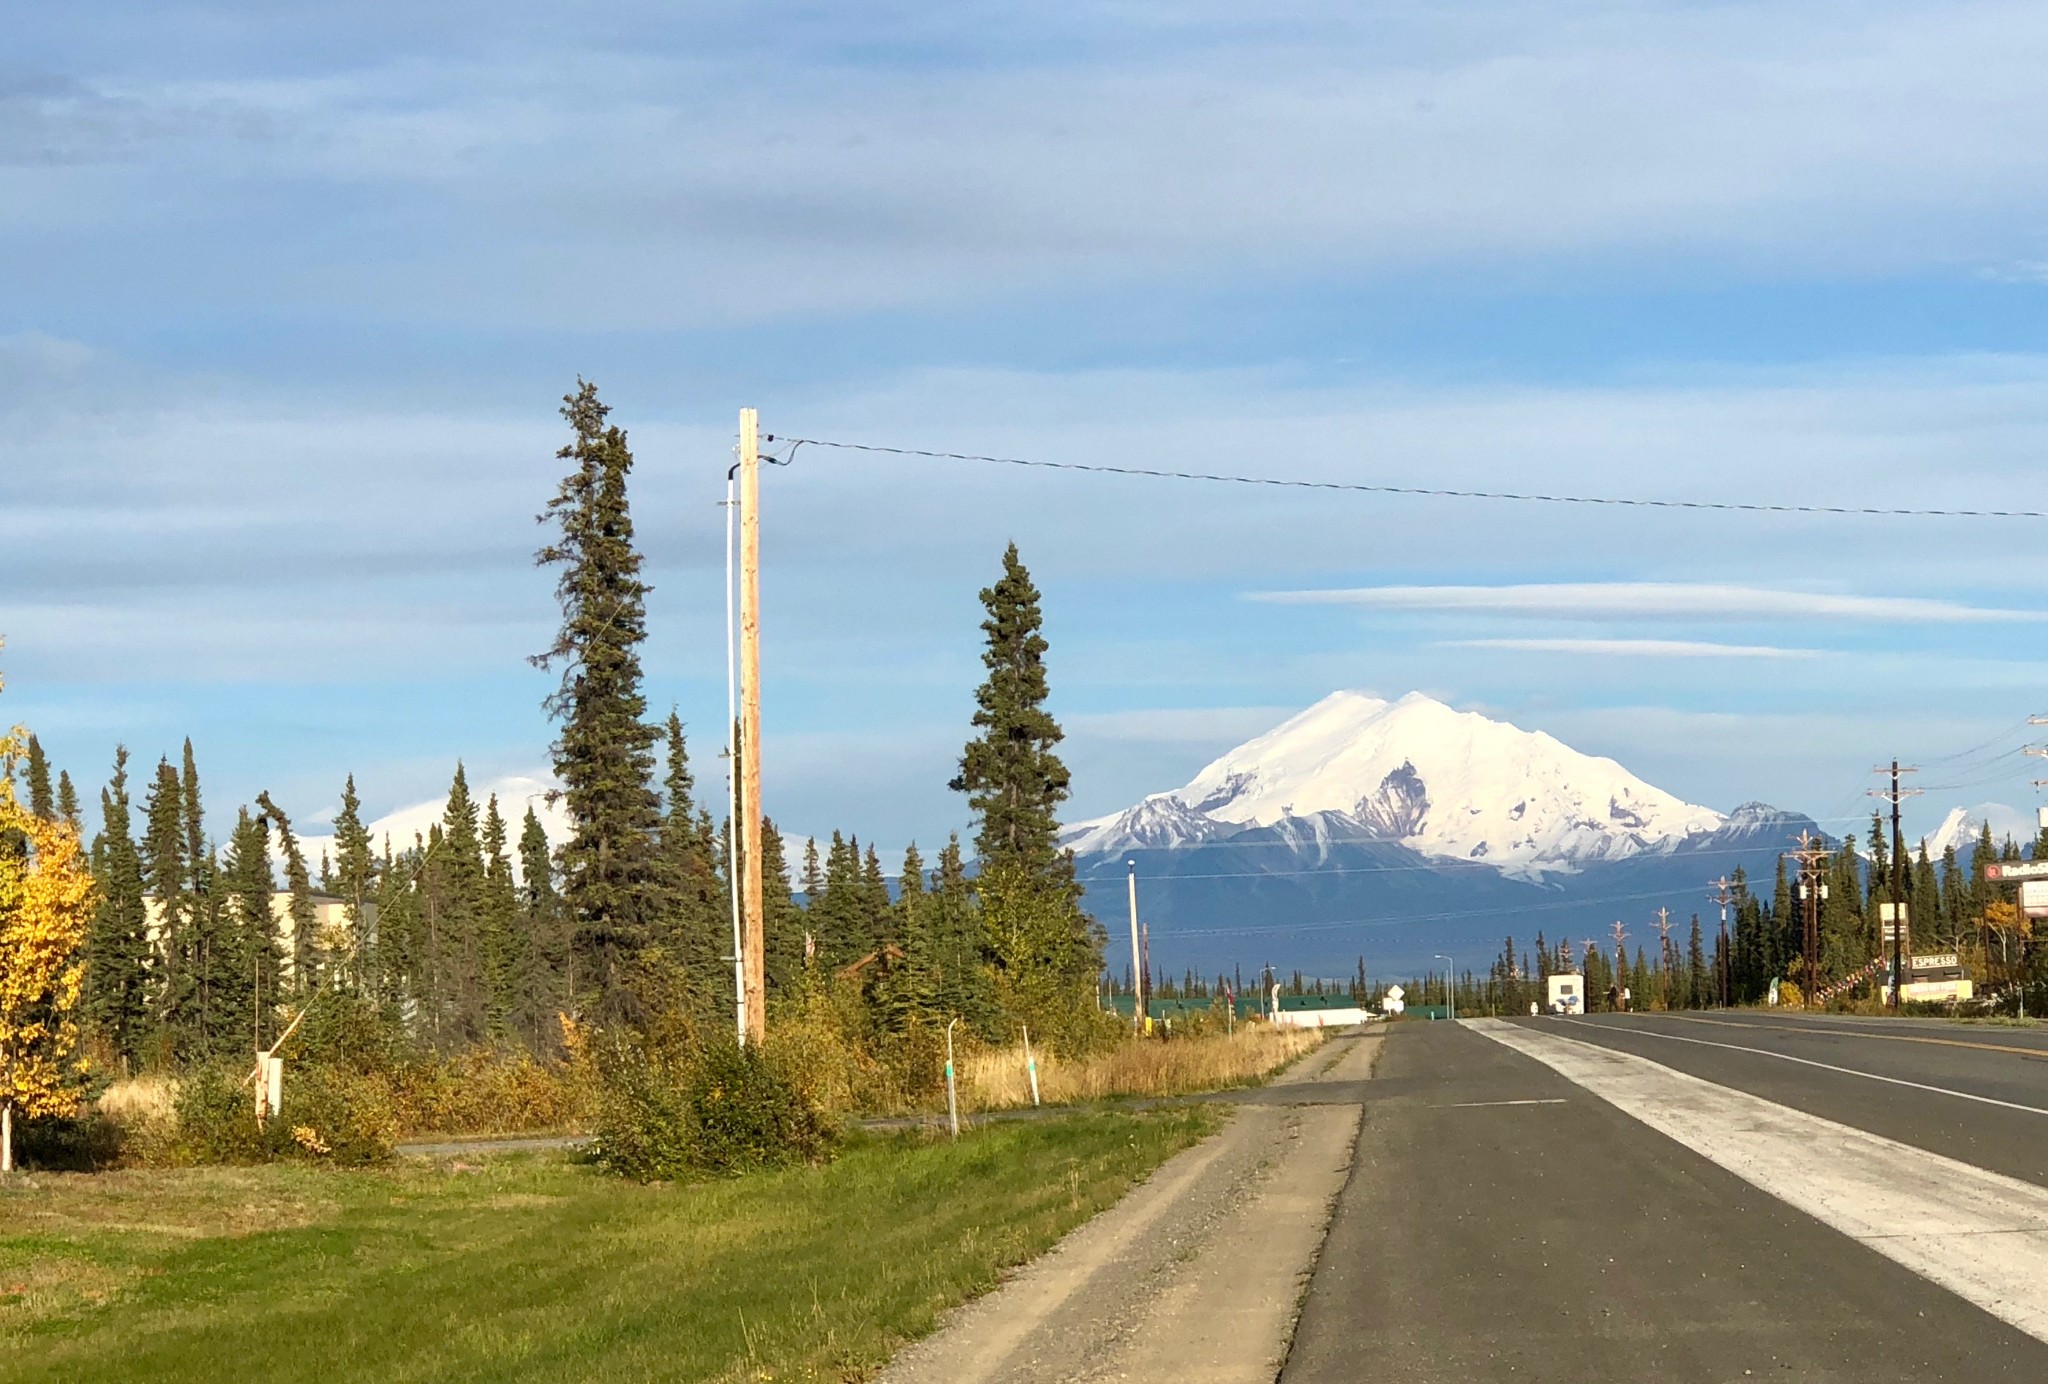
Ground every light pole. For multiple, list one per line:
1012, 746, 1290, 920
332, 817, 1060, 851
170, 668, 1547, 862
1434, 954, 1455, 1021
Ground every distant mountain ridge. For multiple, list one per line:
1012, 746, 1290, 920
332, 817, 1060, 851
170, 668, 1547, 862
1063, 693, 1823, 975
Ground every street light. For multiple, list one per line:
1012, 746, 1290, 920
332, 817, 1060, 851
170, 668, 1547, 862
1434, 954, 1455, 1021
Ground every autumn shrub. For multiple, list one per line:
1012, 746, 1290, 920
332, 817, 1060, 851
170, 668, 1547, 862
588, 1029, 834, 1182
386, 1048, 591, 1137
163, 1061, 395, 1166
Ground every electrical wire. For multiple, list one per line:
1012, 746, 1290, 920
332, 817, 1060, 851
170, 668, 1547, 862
764, 435, 2048, 521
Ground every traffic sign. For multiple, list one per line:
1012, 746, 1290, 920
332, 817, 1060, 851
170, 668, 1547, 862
1984, 861, 2048, 881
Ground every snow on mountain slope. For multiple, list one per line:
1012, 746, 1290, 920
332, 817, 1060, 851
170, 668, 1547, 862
1065, 691, 1725, 879
293, 773, 572, 883
1922, 802, 2039, 856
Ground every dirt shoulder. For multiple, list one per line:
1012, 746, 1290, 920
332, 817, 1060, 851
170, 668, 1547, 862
878, 1029, 1381, 1384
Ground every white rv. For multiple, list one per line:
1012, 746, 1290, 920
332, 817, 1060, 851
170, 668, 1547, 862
1546, 973, 1585, 1015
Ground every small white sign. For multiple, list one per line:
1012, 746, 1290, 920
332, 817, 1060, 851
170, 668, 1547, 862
1911, 953, 1960, 970
2025, 881, 2048, 918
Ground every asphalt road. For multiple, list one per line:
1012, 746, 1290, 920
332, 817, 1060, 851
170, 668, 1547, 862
1543, 1010, 2048, 1190
1282, 1018, 2048, 1383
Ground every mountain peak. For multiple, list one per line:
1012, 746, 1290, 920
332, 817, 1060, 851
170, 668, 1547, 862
1065, 690, 1725, 879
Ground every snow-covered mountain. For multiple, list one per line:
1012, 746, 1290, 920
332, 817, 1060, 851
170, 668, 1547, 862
292, 773, 572, 884
1922, 802, 2042, 856
1063, 691, 1725, 881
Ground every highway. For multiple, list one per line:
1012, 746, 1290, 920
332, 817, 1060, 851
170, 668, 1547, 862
1283, 1014, 2048, 1383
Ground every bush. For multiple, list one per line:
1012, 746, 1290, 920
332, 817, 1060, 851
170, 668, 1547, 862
589, 1031, 835, 1182
165, 1061, 396, 1167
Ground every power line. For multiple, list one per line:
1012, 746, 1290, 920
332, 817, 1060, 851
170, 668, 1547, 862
763, 435, 2048, 521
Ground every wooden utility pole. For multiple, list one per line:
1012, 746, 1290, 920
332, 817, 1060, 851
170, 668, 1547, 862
1709, 876, 1736, 1007
1789, 831, 1830, 1010
1870, 761, 1921, 1012
738, 408, 766, 1047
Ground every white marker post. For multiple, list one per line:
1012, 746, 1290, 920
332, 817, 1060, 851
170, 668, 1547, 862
945, 1018, 961, 1140
1023, 1022, 1041, 1108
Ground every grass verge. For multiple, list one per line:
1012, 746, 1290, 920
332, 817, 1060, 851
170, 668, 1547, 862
960, 1024, 1326, 1111
0, 1107, 1216, 1383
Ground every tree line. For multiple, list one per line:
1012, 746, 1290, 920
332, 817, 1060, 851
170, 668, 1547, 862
17, 381, 1108, 1080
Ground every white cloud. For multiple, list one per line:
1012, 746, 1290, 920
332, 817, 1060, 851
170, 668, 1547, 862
1253, 583, 2044, 623
1437, 637, 1820, 659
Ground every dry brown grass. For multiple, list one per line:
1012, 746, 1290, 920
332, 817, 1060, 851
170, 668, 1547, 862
959, 1023, 1324, 1112
98, 1075, 178, 1131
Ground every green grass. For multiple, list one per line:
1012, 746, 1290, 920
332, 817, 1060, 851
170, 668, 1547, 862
0, 1108, 1216, 1383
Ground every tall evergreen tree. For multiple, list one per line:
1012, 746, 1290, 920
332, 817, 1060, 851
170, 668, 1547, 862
256, 793, 318, 993
423, 765, 487, 1049
479, 794, 524, 1041
329, 776, 378, 994
657, 712, 723, 995
374, 836, 424, 1021
139, 758, 189, 1047
84, 747, 152, 1065
55, 771, 79, 833
1686, 914, 1707, 1010
759, 818, 807, 999
533, 381, 663, 1021
951, 544, 1099, 1044
22, 735, 52, 821
214, 807, 278, 1059
517, 807, 566, 1044
952, 543, 1073, 878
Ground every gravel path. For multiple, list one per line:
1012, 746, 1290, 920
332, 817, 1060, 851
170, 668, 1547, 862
876, 1032, 1380, 1384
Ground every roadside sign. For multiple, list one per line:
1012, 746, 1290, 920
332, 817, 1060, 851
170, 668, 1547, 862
1985, 861, 2048, 881
1878, 903, 1908, 924
2025, 880, 2048, 919
1881, 925, 1905, 943
1911, 953, 1960, 970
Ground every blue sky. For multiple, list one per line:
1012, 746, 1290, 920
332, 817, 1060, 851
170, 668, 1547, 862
7, 1, 2048, 853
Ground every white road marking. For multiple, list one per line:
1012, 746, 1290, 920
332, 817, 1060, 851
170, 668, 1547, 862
1556, 1016, 2048, 1119
1434, 1098, 1568, 1108
1470, 1017, 2048, 1345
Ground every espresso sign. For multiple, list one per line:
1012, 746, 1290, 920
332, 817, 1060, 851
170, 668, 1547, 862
1911, 953, 1960, 971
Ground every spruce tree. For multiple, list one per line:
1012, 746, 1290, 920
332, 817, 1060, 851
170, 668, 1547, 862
517, 807, 566, 1045
657, 713, 724, 997
375, 836, 424, 1022
257, 793, 318, 993
952, 543, 1073, 877
329, 776, 377, 994
215, 807, 279, 1058
760, 818, 807, 999
425, 765, 487, 1049
1686, 914, 1707, 1010
85, 747, 152, 1066
533, 381, 663, 1021
56, 771, 79, 832
22, 735, 52, 821
952, 544, 1099, 1044
479, 794, 524, 1042
140, 758, 189, 1049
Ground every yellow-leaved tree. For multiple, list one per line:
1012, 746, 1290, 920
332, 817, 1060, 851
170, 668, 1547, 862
0, 725, 96, 1171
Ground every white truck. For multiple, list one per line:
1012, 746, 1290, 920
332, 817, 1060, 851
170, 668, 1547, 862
1546, 972, 1585, 1016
